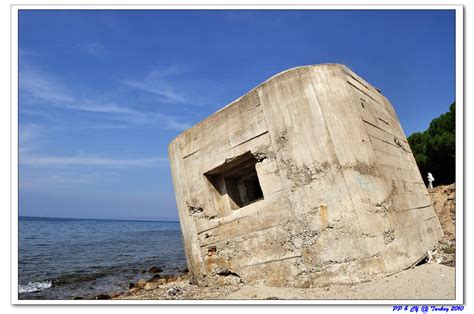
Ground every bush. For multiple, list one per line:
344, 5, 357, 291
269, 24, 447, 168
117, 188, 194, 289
407, 103, 455, 185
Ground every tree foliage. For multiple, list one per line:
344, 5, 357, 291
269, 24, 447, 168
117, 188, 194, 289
407, 103, 455, 185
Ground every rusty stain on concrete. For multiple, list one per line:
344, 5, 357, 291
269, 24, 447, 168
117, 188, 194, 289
319, 204, 329, 228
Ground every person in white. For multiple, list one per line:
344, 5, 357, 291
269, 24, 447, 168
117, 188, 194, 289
427, 172, 435, 189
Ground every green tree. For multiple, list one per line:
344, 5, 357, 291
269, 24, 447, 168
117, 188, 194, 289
407, 103, 455, 185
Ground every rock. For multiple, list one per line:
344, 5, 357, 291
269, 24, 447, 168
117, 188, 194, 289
95, 294, 111, 300
148, 274, 161, 282
165, 275, 178, 283
429, 184, 456, 268
148, 266, 163, 273
128, 282, 135, 289
159, 278, 169, 285
111, 292, 122, 298
72, 296, 83, 300
144, 282, 160, 290
429, 184, 455, 239
217, 274, 242, 286
159, 274, 181, 283
180, 267, 189, 274
137, 279, 147, 288
167, 286, 182, 296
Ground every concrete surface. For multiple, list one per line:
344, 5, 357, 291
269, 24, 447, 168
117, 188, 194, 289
168, 64, 444, 287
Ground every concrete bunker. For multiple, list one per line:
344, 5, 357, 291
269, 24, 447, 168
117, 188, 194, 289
169, 64, 444, 287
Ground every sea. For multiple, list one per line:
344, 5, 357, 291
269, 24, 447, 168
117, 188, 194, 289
18, 216, 187, 300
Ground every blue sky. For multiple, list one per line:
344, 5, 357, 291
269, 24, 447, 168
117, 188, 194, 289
18, 10, 455, 221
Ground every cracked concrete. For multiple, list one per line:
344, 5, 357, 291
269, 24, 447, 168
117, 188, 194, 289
168, 64, 443, 288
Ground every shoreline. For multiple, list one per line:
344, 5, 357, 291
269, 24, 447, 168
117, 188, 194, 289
74, 266, 189, 300
19, 257, 455, 301
114, 263, 455, 300
19, 184, 457, 301
18, 217, 186, 301
112, 184, 457, 301
18, 265, 188, 301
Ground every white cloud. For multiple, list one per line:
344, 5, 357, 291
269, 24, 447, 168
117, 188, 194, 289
20, 155, 167, 168
19, 63, 193, 131
20, 65, 75, 104
20, 124, 42, 143
153, 113, 192, 130
19, 124, 44, 154
120, 65, 208, 106
121, 79, 189, 104
74, 100, 135, 114
20, 65, 125, 114
19, 170, 121, 191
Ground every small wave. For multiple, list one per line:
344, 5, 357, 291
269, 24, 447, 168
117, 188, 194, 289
18, 281, 52, 294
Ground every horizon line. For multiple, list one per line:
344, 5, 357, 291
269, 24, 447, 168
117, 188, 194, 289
18, 215, 179, 223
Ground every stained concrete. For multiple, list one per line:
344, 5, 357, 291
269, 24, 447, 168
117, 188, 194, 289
168, 64, 443, 287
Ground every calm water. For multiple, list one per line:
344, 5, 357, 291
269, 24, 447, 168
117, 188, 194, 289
18, 216, 186, 300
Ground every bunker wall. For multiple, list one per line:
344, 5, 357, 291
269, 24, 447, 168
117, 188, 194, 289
168, 64, 443, 287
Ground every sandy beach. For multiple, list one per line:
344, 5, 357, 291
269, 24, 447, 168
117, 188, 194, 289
117, 263, 455, 300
